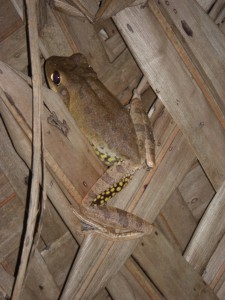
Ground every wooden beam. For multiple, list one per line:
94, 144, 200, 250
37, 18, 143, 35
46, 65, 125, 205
133, 228, 218, 299
113, 2, 225, 191
184, 181, 225, 273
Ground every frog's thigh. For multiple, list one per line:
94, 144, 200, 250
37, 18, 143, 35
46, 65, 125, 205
82, 161, 130, 207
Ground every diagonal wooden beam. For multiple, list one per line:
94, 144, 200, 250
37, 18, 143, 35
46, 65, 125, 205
114, 2, 225, 191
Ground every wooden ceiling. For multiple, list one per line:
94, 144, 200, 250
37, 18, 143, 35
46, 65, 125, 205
0, 0, 225, 299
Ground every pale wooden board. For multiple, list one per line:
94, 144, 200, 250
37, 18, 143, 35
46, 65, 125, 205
178, 162, 215, 220
94, 289, 112, 300
0, 194, 24, 263
195, 0, 215, 11
214, 5, 225, 34
184, 181, 225, 273
39, 5, 74, 58
95, 18, 126, 62
0, 62, 104, 201
0, 265, 14, 298
41, 232, 78, 287
108, 258, 164, 300
156, 0, 225, 118
209, 0, 225, 20
134, 228, 218, 299
0, 26, 28, 72
107, 267, 155, 300
156, 188, 197, 252
0, 171, 14, 204
0, 0, 23, 42
134, 131, 196, 221
114, 4, 225, 191
21, 250, 60, 299
203, 234, 225, 289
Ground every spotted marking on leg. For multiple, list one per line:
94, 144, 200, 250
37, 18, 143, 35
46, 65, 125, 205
92, 175, 132, 206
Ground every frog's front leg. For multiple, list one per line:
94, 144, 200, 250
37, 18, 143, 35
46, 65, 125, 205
131, 83, 155, 168
80, 160, 153, 239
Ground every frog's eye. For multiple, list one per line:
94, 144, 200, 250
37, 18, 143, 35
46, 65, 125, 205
51, 71, 61, 85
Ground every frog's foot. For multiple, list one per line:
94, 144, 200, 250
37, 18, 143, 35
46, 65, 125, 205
80, 204, 153, 239
72, 207, 153, 241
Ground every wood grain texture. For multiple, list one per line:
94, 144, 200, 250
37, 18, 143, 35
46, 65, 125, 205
114, 3, 225, 191
133, 228, 218, 300
184, 181, 225, 273
154, 0, 225, 122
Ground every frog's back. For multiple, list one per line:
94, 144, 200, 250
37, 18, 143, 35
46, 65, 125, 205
45, 53, 141, 165
73, 76, 141, 165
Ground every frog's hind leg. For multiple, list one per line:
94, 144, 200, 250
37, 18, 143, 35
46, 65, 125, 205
80, 161, 152, 237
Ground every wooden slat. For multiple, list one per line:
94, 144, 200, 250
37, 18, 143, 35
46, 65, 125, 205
153, 0, 225, 121
107, 260, 162, 300
184, 181, 225, 273
156, 188, 197, 252
0, 26, 28, 71
113, 3, 225, 191
41, 232, 78, 287
133, 228, 218, 300
0, 1, 23, 42
178, 163, 215, 220
21, 250, 60, 299
203, 234, 225, 289
195, 0, 215, 11
209, 0, 225, 20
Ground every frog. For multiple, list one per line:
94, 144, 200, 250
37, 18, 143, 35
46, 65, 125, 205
45, 53, 155, 240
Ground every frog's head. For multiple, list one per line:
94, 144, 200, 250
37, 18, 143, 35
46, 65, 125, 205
45, 53, 96, 108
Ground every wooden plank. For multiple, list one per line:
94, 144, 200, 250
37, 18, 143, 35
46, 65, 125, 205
107, 258, 163, 300
156, 188, 197, 252
209, 0, 225, 20
153, 0, 225, 120
133, 228, 218, 299
0, 1, 23, 42
0, 194, 24, 263
203, 234, 225, 289
0, 264, 14, 299
39, 5, 74, 57
214, 5, 225, 34
195, 0, 215, 11
134, 131, 196, 221
0, 25, 28, 71
178, 163, 215, 220
21, 250, 60, 299
114, 4, 225, 191
41, 232, 78, 287
0, 85, 84, 244
93, 289, 112, 300
184, 181, 225, 273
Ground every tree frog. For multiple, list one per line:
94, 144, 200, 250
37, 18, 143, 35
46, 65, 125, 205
45, 53, 155, 240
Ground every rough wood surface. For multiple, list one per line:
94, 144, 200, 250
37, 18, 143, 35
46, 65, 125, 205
178, 163, 215, 220
114, 3, 225, 191
153, 0, 225, 124
184, 181, 225, 273
133, 228, 218, 300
